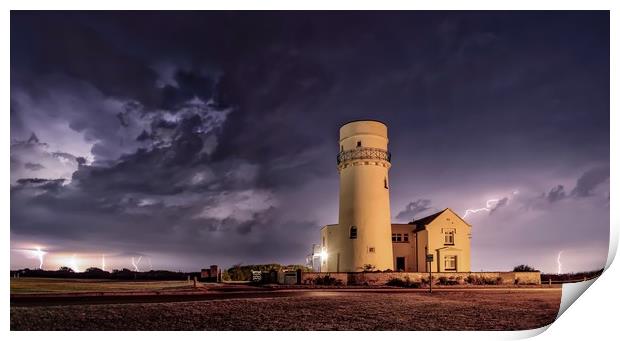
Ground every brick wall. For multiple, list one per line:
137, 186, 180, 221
300, 272, 349, 285
300, 271, 540, 285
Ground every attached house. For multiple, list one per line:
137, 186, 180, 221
320, 208, 472, 273
392, 208, 471, 272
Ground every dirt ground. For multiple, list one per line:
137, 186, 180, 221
11, 289, 561, 331
10, 278, 193, 294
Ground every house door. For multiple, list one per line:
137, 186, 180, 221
396, 257, 405, 271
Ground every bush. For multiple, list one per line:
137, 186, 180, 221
386, 277, 421, 288
362, 264, 376, 272
438, 276, 459, 285
466, 275, 501, 285
313, 275, 343, 286
513, 265, 537, 272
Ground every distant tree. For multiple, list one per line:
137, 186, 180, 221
85, 267, 105, 273
285, 264, 312, 272
513, 264, 537, 272
228, 264, 248, 281
58, 266, 74, 273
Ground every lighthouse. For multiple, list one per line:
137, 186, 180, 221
319, 120, 472, 274
321, 120, 394, 272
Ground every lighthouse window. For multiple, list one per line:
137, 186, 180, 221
350, 226, 357, 239
384, 177, 389, 189
357, 141, 362, 147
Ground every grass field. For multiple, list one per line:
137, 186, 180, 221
11, 278, 193, 294
11, 289, 561, 330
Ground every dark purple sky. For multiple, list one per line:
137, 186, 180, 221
10, 11, 609, 273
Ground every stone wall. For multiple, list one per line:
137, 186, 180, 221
300, 272, 349, 285
300, 271, 540, 285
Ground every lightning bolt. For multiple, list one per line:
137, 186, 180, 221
148, 257, 153, 271
463, 199, 500, 218
70, 254, 80, 272
102, 254, 106, 271
463, 190, 520, 219
33, 247, 46, 269
131, 256, 142, 272
557, 251, 563, 274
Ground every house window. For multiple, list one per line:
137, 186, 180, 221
392, 233, 404, 242
340, 145, 344, 152
444, 228, 455, 245
350, 226, 357, 239
322, 236, 325, 247
357, 141, 362, 147
444, 255, 457, 271
368, 247, 376, 253
403, 233, 409, 242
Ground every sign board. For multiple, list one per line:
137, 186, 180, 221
426, 254, 434, 262
251, 270, 262, 282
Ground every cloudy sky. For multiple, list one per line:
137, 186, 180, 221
10, 11, 609, 273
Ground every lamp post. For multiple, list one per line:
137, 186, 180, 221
426, 253, 434, 293
425, 245, 433, 293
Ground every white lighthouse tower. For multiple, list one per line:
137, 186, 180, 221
321, 120, 394, 272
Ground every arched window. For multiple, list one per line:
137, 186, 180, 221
357, 141, 362, 147
350, 226, 357, 239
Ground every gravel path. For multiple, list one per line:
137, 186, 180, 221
11, 290, 561, 331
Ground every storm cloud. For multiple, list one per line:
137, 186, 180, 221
10, 11, 609, 272
395, 199, 433, 222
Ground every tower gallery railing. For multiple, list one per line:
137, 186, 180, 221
337, 147, 391, 165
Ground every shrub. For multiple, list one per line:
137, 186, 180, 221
466, 275, 502, 285
438, 276, 460, 285
513, 265, 537, 272
362, 264, 376, 272
465, 275, 478, 284
386, 277, 421, 288
314, 275, 343, 286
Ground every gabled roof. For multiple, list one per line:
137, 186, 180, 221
410, 208, 471, 231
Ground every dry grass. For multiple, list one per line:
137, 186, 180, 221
11, 278, 192, 294
11, 290, 561, 331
